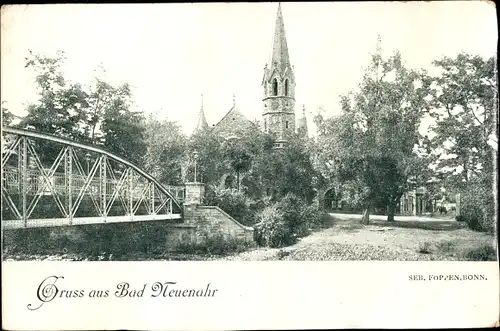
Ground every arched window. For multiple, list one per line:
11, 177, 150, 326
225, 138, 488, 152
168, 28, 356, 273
272, 78, 278, 96
284, 79, 289, 96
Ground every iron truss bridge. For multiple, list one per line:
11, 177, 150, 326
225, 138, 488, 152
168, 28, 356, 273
1, 127, 184, 229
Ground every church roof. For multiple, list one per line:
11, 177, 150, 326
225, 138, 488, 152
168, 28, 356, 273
211, 105, 257, 134
211, 94, 257, 136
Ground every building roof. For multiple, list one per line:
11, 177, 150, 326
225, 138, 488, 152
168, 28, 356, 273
211, 104, 257, 137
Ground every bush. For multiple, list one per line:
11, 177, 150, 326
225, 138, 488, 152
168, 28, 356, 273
75, 223, 167, 260
176, 231, 254, 256
275, 193, 309, 237
302, 202, 327, 230
254, 203, 294, 247
462, 244, 497, 261
418, 241, 432, 254
459, 182, 495, 233
254, 194, 325, 248
3, 227, 84, 255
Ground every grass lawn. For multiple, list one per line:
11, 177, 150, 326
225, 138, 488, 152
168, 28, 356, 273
218, 214, 497, 261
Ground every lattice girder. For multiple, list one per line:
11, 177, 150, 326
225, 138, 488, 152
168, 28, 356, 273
1, 127, 183, 229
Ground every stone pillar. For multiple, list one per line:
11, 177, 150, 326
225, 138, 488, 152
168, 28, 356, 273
455, 193, 461, 216
184, 182, 205, 206
183, 182, 206, 229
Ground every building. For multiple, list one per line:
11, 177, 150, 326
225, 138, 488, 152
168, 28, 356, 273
211, 95, 259, 140
399, 187, 429, 216
195, 3, 308, 145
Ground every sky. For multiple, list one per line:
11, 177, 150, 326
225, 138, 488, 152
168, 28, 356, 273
1, 2, 497, 135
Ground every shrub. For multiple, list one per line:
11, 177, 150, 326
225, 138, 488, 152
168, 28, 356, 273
462, 244, 497, 261
176, 231, 254, 256
254, 203, 294, 248
3, 227, 82, 255
74, 223, 167, 260
275, 193, 309, 237
302, 202, 327, 230
459, 182, 496, 233
418, 242, 432, 254
254, 194, 327, 248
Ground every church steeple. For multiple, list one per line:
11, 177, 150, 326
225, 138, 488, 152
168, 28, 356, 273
262, 3, 296, 148
271, 3, 291, 74
297, 104, 308, 138
196, 94, 209, 132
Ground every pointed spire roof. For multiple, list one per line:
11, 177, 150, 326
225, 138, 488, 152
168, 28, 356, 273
270, 3, 291, 74
297, 104, 308, 137
196, 94, 209, 131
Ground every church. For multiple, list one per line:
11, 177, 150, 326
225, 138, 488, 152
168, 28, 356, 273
195, 3, 308, 147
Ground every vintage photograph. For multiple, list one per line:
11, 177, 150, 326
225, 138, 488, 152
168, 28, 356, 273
1, 2, 498, 262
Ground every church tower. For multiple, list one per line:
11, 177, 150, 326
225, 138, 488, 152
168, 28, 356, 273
262, 3, 295, 148
297, 104, 308, 138
195, 94, 209, 132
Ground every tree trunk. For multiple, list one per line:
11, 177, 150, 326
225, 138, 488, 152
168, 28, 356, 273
361, 205, 370, 225
387, 203, 395, 222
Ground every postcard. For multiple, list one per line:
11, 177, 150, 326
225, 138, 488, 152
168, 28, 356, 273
1, 2, 498, 330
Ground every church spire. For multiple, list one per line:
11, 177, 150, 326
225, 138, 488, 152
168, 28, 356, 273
196, 94, 209, 131
271, 2, 291, 73
297, 104, 308, 138
262, 2, 296, 148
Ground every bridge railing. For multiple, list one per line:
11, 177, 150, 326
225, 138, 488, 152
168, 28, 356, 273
1, 127, 183, 229
3, 166, 185, 201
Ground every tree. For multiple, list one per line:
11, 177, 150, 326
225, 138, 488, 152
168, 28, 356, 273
427, 53, 497, 232
85, 78, 115, 145
19, 51, 90, 165
143, 114, 187, 185
186, 129, 225, 184
1, 102, 14, 126
100, 89, 147, 165
316, 39, 432, 223
248, 133, 317, 204
21, 50, 89, 142
427, 53, 497, 190
19, 50, 147, 165
223, 138, 252, 191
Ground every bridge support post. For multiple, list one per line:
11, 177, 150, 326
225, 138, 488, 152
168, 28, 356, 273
183, 182, 205, 233
184, 182, 205, 206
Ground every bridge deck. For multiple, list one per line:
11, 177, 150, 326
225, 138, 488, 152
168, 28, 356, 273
2, 214, 183, 229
